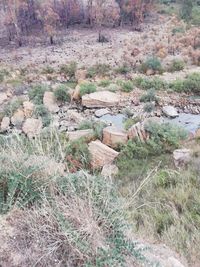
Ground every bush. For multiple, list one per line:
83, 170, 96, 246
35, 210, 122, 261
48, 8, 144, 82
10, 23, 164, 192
42, 66, 55, 74
28, 85, 48, 105
123, 117, 140, 130
78, 120, 94, 130
143, 102, 155, 113
140, 57, 163, 74
134, 77, 168, 90
4, 99, 23, 117
80, 83, 96, 96
34, 105, 52, 127
87, 64, 111, 78
168, 59, 185, 72
54, 85, 71, 102
98, 79, 111, 87
140, 89, 157, 103
119, 80, 134, 92
115, 65, 130, 75
169, 79, 185, 92
184, 72, 200, 93
59, 61, 77, 80
191, 6, 200, 25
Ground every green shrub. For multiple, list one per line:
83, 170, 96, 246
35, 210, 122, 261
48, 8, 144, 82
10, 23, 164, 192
98, 79, 111, 87
134, 77, 168, 90
87, 64, 111, 78
172, 26, 185, 35
0, 69, 9, 83
140, 57, 163, 74
180, 0, 193, 21
78, 121, 106, 140
123, 117, 140, 130
59, 61, 77, 80
169, 79, 185, 92
34, 105, 52, 127
168, 59, 185, 72
120, 80, 134, 92
143, 102, 155, 113
80, 83, 96, 96
140, 89, 157, 103
115, 65, 130, 75
78, 120, 94, 130
54, 85, 71, 102
4, 99, 23, 117
184, 72, 200, 93
191, 6, 200, 25
42, 66, 55, 74
28, 85, 48, 105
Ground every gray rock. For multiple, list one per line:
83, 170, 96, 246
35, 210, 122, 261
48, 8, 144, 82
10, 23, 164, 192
95, 108, 110, 118
163, 106, 178, 118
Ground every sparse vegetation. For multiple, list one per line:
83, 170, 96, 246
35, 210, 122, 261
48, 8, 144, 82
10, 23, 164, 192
34, 104, 52, 127
54, 85, 71, 103
28, 85, 48, 105
79, 83, 96, 96
87, 64, 111, 78
59, 61, 77, 80
139, 57, 163, 74
168, 59, 185, 72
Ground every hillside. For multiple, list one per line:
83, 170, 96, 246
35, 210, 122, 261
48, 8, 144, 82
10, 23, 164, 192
0, 1, 200, 267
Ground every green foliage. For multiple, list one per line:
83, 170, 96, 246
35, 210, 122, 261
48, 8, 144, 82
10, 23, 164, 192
59, 61, 77, 80
0, 69, 9, 83
143, 102, 155, 113
54, 85, 71, 102
180, 0, 194, 21
78, 120, 94, 130
115, 65, 130, 75
42, 65, 55, 74
140, 57, 163, 74
140, 89, 157, 103
28, 85, 48, 105
172, 26, 185, 35
4, 99, 23, 117
170, 72, 200, 93
87, 64, 111, 78
119, 80, 134, 92
79, 83, 96, 96
169, 79, 185, 92
34, 105, 52, 127
78, 120, 106, 140
134, 77, 168, 90
168, 59, 185, 72
123, 117, 140, 130
98, 79, 111, 87
191, 5, 200, 25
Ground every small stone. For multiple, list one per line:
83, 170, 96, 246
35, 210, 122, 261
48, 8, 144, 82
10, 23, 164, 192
162, 106, 178, 118
95, 108, 110, 118
43, 91, 59, 113
0, 117, 10, 132
22, 118, 43, 138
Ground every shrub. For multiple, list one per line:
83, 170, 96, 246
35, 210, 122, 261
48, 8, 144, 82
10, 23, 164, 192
87, 64, 111, 78
0, 69, 9, 83
140, 89, 157, 103
78, 120, 94, 130
54, 85, 71, 102
184, 72, 200, 93
120, 80, 134, 92
4, 99, 23, 117
134, 77, 168, 90
78, 121, 106, 140
98, 79, 111, 87
169, 79, 185, 92
191, 6, 200, 25
80, 83, 96, 96
42, 66, 55, 74
28, 85, 48, 105
172, 26, 185, 35
59, 61, 77, 80
180, 0, 193, 21
168, 59, 185, 72
140, 57, 163, 74
123, 117, 140, 130
34, 105, 52, 127
143, 102, 155, 113
115, 65, 130, 75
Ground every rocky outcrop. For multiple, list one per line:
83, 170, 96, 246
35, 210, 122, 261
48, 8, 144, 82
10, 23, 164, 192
128, 122, 148, 142
43, 91, 59, 113
82, 91, 120, 108
0, 117, 10, 132
67, 129, 93, 141
163, 105, 178, 118
88, 140, 119, 169
22, 118, 43, 138
103, 126, 128, 148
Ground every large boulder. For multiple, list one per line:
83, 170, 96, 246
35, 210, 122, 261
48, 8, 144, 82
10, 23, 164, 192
43, 91, 59, 113
67, 129, 93, 141
82, 91, 120, 108
88, 140, 119, 169
103, 126, 128, 148
0, 117, 10, 132
22, 118, 43, 138
173, 148, 191, 168
11, 109, 24, 126
162, 106, 178, 118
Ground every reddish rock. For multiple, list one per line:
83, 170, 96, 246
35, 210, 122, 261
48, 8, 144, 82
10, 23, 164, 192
103, 126, 128, 148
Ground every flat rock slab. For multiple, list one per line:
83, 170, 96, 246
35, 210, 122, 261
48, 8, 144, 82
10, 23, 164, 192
88, 140, 119, 169
95, 108, 110, 118
162, 105, 178, 118
82, 91, 120, 108
103, 126, 128, 148
67, 129, 93, 141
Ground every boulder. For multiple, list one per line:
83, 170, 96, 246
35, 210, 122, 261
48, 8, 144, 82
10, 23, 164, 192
173, 148, 191, 168
23, 101, 34, 118
103, 126, 128, 148
128, 122, 148, 142
0, 117, 10, 132
22, 118, 43, 138
88, 140, 119, 169
82, 91, 120, 108
75, 69, 87, 83
43, 91, 59, 113
11, 109, 24, 126
162, 106, 178, 118
0, 93, 7, 105
67, 129, 93, 141
101, 164, 119, 177
95, 108, 110, 118
72, 85, 81, 100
